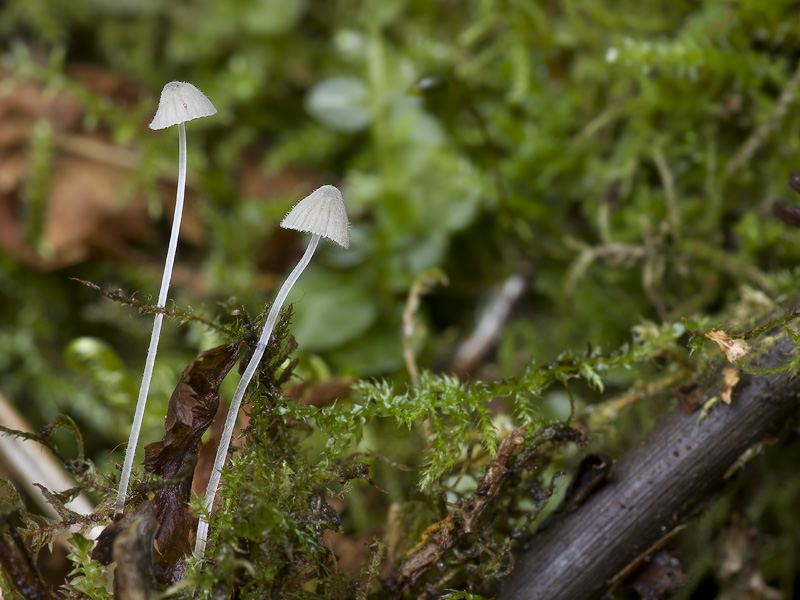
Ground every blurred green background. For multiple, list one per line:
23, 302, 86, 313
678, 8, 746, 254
2, 0, 800, 597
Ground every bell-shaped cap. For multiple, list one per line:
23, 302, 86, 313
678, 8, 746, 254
281, 185, 350, 248
149, 81, 217, 130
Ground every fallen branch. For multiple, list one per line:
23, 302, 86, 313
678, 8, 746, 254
500, 311, 800, 600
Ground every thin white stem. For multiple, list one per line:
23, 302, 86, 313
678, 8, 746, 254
115, 122, 188, 516
194, 234, 321, 558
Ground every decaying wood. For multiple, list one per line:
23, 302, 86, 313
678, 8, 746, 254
501, 313, 800, 600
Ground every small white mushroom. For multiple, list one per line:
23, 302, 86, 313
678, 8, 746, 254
148, 82, 217, 130
115, 82, 216, 517
195, 185, 349, 558
280, 184, 350, 248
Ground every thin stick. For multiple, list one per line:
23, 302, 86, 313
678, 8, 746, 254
115, 122, 187, 516
194, 234, 321, 558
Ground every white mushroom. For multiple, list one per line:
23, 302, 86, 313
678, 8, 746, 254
195, 185, 349, 558
115, 82, 217, 517
280, 184, 350, 249
148, 82, 217, 130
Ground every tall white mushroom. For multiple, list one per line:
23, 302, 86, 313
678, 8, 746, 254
115, 82, 217, 516
194, 184, 350, 558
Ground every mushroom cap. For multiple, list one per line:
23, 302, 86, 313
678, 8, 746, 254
280, 185, 350, 248
149, 81, 217, 130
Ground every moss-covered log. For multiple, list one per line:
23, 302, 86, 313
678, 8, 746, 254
501, 312, 800, 600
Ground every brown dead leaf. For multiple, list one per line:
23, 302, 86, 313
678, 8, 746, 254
721, 365, 740, 405
192, 396, 226, 499
704, 329, 749, 362
43, 155, 153, 266
143, 342, 243, 585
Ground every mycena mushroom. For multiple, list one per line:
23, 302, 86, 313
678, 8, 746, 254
115, 82, 217, 517
195, 184, 350, 557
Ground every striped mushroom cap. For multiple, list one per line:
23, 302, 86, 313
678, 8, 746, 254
281, 185, 350, 248
149, 81, 217, 130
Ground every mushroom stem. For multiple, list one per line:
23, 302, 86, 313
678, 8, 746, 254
115, 122, 188, 516
194, 233, 321, 558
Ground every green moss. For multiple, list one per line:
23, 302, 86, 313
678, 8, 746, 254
2, 0, 800, 596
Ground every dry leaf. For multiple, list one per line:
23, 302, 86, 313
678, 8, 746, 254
704, 329, 749, 362
721, 365, 740, 405
43, 156, 153, 266
143, 342, 242, 584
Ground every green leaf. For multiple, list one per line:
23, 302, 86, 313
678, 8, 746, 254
286, 275, 378, 352
305, 76, 372, 133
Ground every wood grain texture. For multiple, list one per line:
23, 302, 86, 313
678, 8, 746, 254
500, 318, 800, 600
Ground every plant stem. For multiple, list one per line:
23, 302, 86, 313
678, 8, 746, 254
115, 122, 188, 516
194, 233, 321, 558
